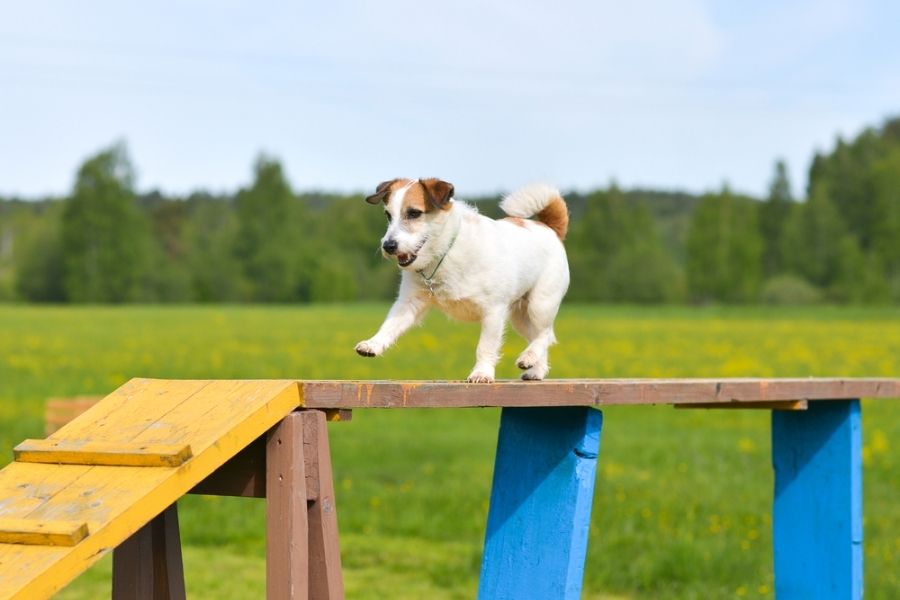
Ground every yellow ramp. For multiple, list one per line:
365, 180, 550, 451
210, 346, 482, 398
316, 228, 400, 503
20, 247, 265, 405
0, 378, 300, 600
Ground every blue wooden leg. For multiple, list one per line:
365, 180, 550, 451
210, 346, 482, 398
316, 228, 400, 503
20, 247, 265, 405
478, 407, 602, 600
772, 400, 863, 599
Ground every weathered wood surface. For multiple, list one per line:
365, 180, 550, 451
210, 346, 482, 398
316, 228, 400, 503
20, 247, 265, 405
14, 440, 193, 468
478, 407, 602, 600
299, 378, 900, 408
0, 519, 89, 547
266, 413, 309, 600
772, 400, 863, 599
301, 410, 345, 600
0, 378, 301, 600
112, 503, 186, 600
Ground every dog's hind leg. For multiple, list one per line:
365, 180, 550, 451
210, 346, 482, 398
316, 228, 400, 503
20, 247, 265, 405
514, 290, 563, 381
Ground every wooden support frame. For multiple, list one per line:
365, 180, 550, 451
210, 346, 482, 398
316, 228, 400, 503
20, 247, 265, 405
479, 407, 603, 600
771, 399, 863, 599
14, 378, 896, 598
112, 503, 185, 600
110, 409, 345, 600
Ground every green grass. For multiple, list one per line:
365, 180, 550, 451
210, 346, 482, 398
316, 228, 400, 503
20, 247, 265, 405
1, 304, 898, 598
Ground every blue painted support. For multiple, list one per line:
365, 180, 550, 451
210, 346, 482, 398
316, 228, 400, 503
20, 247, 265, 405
772, 400, 863, 599
478, 407, 602, 600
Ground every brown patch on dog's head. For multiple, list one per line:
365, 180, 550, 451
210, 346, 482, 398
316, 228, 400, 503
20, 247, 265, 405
365, 179, 399, 204
419, 178, 454, 211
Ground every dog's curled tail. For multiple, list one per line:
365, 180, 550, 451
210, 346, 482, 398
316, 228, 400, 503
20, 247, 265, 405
499, 183, 569, 241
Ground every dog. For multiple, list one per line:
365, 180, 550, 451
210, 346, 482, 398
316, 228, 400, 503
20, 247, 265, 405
355, 178, 570, 383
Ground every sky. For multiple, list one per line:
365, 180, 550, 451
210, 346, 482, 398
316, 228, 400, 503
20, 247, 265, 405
1, 0, 899, 199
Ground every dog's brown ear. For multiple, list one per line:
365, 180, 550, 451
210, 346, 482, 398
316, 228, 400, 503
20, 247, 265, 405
420, 178, 454, 210
365, 179, 398, 204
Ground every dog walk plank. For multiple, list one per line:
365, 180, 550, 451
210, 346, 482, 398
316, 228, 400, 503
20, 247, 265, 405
0, 378, 301, 600
298, 378, 900, 408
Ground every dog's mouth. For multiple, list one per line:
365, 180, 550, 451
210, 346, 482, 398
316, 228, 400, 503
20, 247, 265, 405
397, 253, 417, 267
395, 238, 428, 268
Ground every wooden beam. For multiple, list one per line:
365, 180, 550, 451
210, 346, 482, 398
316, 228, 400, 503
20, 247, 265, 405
0, 519, 89, 547
300, 411, 345, 600
14, 440, 193, 467
675, 400, 808, 411
112, 503, 186, 600
772, 400, 862, 599
479, 407, 602, 600
299, 378, 900, 409
266, 413, 309, 600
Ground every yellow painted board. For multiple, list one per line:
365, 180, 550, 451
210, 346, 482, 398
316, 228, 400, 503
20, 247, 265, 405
0, 519, 88, 547
49, 379, 212, 444
14, 440, 193, 467
0, 378, 302, 600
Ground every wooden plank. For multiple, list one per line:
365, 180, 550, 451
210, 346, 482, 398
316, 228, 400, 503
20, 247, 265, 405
478, 407, 602, 600
772, 400, 862, 599
112, 503, 185, 600
301, 411, 345, 600
299, 378, 900, 409
0, 379, 301, 599
14, 440, 193, 467
266, 413, 309, 600
674, 400, 808, 411
0, 519, 88, 547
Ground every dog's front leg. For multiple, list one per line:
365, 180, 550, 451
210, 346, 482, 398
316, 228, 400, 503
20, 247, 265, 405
355, 288, 428, 357
467, 308, 508, 383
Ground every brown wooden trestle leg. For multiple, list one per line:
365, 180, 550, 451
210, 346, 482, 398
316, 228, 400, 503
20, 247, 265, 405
111, 409, 346, 600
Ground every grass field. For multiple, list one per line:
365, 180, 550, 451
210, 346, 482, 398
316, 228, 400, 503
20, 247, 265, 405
0, 304, 898, 599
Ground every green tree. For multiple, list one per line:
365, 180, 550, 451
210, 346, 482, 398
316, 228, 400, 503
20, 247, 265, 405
61, 143, 152, 302
569, 185, 683, 303
686, 186, 763, 302
234, 155, 303, 302
185, 196, 244, 302
778, 184, 886, 301
759, 160, 793, 277
14, 205, 67, 302
868, 149, 900, 299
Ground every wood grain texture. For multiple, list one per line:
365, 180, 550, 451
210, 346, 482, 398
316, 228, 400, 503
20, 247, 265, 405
112, 503, 185, 600
674, 400, 808, 411
478, 407, 602, 600
0, 378, 301, 600
301, 411, 345, 600
772, 400, 863, 599
0, 520, 88, 547
299, 378, 900, 409
14, 440, 193, 467
266, 413, 309, 600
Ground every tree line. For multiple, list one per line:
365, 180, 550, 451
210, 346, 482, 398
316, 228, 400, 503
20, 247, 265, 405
1, 117, 898, 304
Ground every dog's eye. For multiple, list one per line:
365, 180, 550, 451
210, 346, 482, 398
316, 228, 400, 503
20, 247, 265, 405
406, 209, 423, 219
384, 212, 392, 222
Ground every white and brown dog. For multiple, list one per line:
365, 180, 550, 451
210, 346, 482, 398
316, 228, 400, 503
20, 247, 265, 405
355, 178, 570, 383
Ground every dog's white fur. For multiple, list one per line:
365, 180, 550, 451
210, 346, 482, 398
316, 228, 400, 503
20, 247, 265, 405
355, 179, 569, 383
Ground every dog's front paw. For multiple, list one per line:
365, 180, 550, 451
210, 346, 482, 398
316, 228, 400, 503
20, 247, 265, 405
466, 370, 495, 384
355, 339, 384, 357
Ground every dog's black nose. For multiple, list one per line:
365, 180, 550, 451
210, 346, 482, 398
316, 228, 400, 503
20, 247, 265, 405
382, 239, 398, 254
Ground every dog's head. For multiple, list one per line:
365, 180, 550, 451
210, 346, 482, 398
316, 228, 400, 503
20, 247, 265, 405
365, 178, 455, 269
